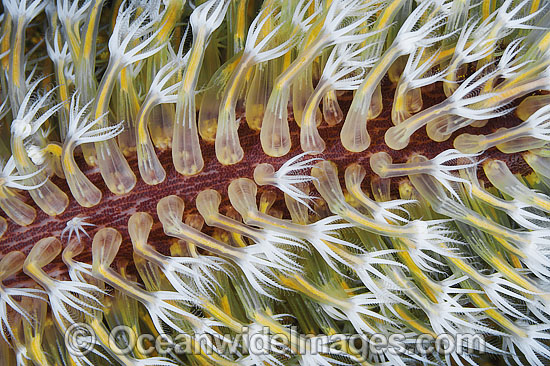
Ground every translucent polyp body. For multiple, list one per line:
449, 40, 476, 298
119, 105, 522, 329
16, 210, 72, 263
8, 10, 32, 109
338, 0, 410, 140
484, 159, 550, 213
23, 236, 105, 334
61, 150, 102, 207
173, 90, 204, 175
227, 178, 308, 236
455, 102, 550, 154
136, 98, 166, 185
426, 114, 470, 142
300, 81, 330, 153
95, 137, 137, 194
253, 163, 276, 186
62, 93, 125, 203
43, 143, 65, 180
260, 33, 329, 157
292, 66, 319, 127
0, 187, 36, 226
216, 105, 244, 165
216, 58, 252, 165
369, 83, 383, 119
174, 0, 231, 172
345, 165, 380, 208
158, 194, 301, 296
149, 104, 175, 149
72, 0, 103, 104
370, 151, 457, 179
461, 166, 550, 230
341, 47, 402, 152
115, 73, 139, 156
11, 137, 68, 216
92, 227, 201, 336
345, 163, 413, 224
51, 57, 71, 140
517, 95, 550, 121
157, 195, 243, 260
0, 252, 25, 284
246, 62, 276, 131
24, 237, 63, 274
372, 149, 478, 202
129, 211, 226, 301
92, 228, 144, 286
524, 152, 550, 181
173, 31, 209, 176
199, 53, 242, 142
455, 127, 543, 154
392, 85, 423, 125
429, 76, 550, 142
129, 212, 162, 258
196, 189, 269, 244
260, 85, 292, 157
93, 60, 137, 194
391, 87, 412, 125
137, 132, 166, 186
144, 51, 178, 150
369, 152, 395, 178
525, 149, 550, 190
407, 158, 530, 252
385, 100, 451, 150
311, 161, 429, 238
471, 119, 488, 128
322, 90, 343, 126
407, 88, 423, 114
